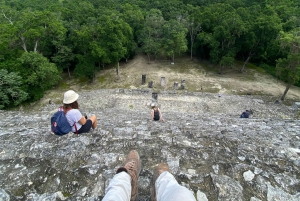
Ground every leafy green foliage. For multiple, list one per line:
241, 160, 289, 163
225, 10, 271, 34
72, 13, 133, 80
0, 7, 67, 56
276, 30, 300, 82
138, 9, 165, 61
0, 0, 300, 106
276, 29, 300, 100
74, 54, 96, 81
260, 63, 276, 77
18, 52, 61, 101
51, 45, 75, 71
195, 3, 246, 72
0, 69, 28, 109
161, 19, 188, 61
148, 0, 185, 20
119, 3, 144, 36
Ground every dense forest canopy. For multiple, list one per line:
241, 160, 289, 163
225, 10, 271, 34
0, 0, 299, 108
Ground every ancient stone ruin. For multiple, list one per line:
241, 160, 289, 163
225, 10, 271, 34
0, 89, 300, 201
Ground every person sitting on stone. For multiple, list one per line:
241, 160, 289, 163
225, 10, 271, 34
240, 110, 250, 118
62, 90, 97, 134
102, 150, 196, 201
150, 103, 164, 122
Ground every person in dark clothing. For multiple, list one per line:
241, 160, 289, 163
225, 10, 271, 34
240, 110, 250, 118
150, 103, 164, 122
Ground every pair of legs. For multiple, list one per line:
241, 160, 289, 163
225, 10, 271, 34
89, 115, 97, 129
77, 115, 98, 134
102, 150, 196, 201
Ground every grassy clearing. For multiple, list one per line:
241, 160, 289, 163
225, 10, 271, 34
98, 76, 105, 83
58, 57, 269, 93
34, 54, 299, 108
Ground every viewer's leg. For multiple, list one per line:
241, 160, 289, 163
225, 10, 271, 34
89, 115, 97, 129
102, 171, 131, 201
103, 150, 141, 201
155, 172, 196, 201
151, 163, 196, 201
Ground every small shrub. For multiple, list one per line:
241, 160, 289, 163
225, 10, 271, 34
260, 63, 276, 77
98, 76, 105, 83
79, 77, 89, 83
60, 82, 69, 89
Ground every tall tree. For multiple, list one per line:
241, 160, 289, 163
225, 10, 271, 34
119, 3, 144, 60
161, 19, 188, 62
196, 3, 245, 73
268, 0, 298, 32
1, 7, 66, 56
235, 6, 258, 72
241, 8, 282, 67
74, 14, 133, 81
97, 14, 133, 80
61, 0, 97, 25
73, 17, 102, 81
185, 4, 202, 60
149, 0, 185, 20
17, 52, 61, 101
0, 69, 28, 109
276, 29, 300, 101
138, 9, 165, 62
119, 3, 144, 38
74, 54, 96, 82
51, 45, 75, 77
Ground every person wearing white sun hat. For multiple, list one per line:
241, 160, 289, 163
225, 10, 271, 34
62, 90, 97, 134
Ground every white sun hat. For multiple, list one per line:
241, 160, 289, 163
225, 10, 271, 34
63, 90, 79, 104
151, 103, 155, 107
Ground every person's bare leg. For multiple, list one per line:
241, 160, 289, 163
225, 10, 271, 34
89, 115, 97, 129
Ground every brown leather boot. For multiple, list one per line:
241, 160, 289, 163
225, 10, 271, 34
116, 150, 141, 201
150, 163, 170, 201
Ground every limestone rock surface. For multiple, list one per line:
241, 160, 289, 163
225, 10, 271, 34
0, 89, 300, 201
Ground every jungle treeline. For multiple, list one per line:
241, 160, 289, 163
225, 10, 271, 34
0, 0, 299, 109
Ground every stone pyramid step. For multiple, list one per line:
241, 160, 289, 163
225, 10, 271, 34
0, 89, 299, 201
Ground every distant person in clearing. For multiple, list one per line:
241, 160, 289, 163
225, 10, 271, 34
150, 103, 164, 122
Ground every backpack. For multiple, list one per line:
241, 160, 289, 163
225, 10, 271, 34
153, 109, 160, 120
51, 111, 72, 135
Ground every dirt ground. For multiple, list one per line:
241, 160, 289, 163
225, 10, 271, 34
89, 54, 300, 101
39, 54, 299, 106
33, 54, 300, 111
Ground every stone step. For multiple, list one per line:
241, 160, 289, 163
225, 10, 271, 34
0, 89, 299, 201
